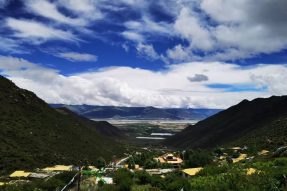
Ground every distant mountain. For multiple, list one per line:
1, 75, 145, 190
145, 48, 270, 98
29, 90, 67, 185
50, 104, 221, 120
0, 76, 124, 173
165, 96, 287, 149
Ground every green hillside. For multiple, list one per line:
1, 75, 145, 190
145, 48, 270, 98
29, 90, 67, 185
165, 96, 287, 149
0, 76, 124, 174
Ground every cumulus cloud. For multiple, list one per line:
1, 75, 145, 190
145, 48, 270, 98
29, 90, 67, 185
164, 44, 192, 64
174, 7, 213, 51
188, 74, 209, 82
56, 52, 98, 62
0, 55, 286, 109
162, 0, 287, 63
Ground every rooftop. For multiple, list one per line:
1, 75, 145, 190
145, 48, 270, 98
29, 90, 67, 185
182, 167, 203, 176
233, 154, 247, 163
42, 165, 73, 171
9, 171, 31, 178
154, 153, 183, 164
246, 168, 257, 175
258, 150, 269, 156
229, 147, 242, 150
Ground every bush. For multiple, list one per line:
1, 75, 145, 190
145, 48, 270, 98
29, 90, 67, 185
189, 171, 279, 191
114, 169, 134, 191
232, 151, 240, 158
143, 160, 159, 169
166, 177, 190, 191
197, 164, 229, 176
95, 157, 106, 169
184, 150, 213, 168
135, 171, 152, 185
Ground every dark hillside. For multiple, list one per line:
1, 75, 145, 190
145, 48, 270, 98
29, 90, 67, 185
55, 107, 123, 137
0, 76, 124, 173
165, 96, 287, 149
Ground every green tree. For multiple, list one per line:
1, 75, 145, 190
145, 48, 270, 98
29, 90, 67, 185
114, 169, 134, 191
135, 171, 152, 185
96, 157, 106, 169
185, 150, 213, 168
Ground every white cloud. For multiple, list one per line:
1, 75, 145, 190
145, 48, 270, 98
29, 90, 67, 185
121, 43, 130, 52
162, 0, 287, 63
6, 18, 77, 43
164, 44, 192, 63
121, 31, 144, 42
200, 0, 248, 23
0, 37, 28, 54
1, 0, 287, 64
57, 0, 103, 21
122, 17, 172, 43
56, 52, 98, 62
136, 43, 159, 60
1, 55, 286, 109
174, 7, 213, 51
25, 0, 87, 26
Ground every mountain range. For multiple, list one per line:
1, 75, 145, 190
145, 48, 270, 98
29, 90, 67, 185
51, 104, 221, 120
0, 76, 124, 173
165, 95, 287, 149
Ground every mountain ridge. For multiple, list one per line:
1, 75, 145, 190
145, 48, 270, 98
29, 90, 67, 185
165, 95, 287, 149
50, 104, 221, 120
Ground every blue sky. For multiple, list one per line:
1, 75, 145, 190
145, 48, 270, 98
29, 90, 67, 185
0, 0, 286, 108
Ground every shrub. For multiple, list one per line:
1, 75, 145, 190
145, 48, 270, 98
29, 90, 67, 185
184, 150, 213, 168
135, 171, 152, 185
114, 169, 134, 191
95, 157, 106, 169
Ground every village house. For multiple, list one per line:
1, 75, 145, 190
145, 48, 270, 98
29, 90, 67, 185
182, 167, 203, 177
42, 165, 73, 172
154, 153, 183, 168
9, 171, 31, 178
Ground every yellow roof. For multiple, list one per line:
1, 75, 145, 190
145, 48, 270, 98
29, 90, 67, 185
42, 165, 72, 171
259, 150, 269, 155
230, 147, 241, 150
154, 154, 183, 164
233, 154, 247, 163
9, 171, 31, 178
182, 167, 203, 176
88, 166, 99, 171
246, 168, 257, 175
